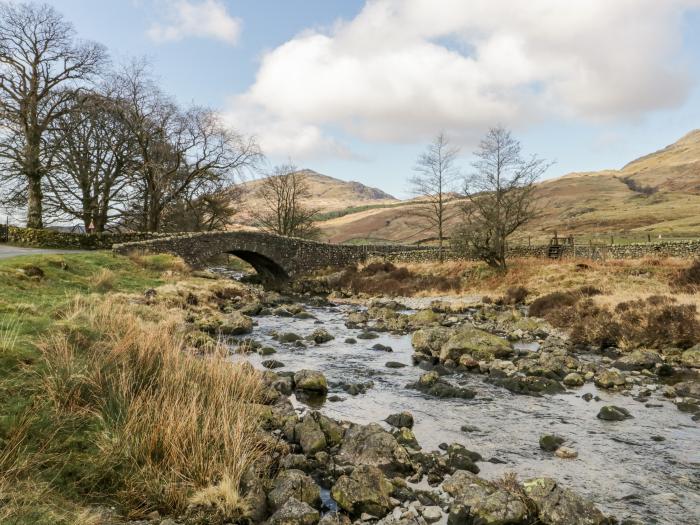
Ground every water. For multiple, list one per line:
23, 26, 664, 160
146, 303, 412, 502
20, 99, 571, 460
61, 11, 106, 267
239, 303, 700, 525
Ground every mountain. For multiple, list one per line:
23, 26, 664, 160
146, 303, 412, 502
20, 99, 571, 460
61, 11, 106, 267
316, 130, 700, 244
236, 170, 397, 223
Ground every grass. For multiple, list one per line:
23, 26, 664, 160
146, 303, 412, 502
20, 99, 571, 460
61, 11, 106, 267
0, 251, 270, 523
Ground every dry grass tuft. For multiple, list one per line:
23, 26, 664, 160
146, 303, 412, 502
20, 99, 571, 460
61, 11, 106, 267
89, 268, 116, 293
127, 251, 190, 274
189, 474, 251, 518
36, 296, 271, 516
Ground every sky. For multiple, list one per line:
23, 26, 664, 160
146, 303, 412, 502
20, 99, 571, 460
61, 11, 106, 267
37, 0, 700, 198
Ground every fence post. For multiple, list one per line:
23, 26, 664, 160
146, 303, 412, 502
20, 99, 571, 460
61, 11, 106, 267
610, 235, 614, 246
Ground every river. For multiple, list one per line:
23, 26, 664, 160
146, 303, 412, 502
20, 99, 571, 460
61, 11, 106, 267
238, 300, 700, 525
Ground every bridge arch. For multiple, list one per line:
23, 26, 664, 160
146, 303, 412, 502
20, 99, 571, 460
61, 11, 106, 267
227, 249, 289, 281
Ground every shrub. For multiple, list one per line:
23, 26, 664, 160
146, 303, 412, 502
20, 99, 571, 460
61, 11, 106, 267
500, 286, 529, 305
538, 293, 700, 350
528, 291, 578, 318
675, 259, 700, 291
335, 262, 460, 296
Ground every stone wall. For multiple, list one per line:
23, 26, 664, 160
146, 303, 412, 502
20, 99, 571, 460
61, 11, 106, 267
384, 241, 700, 263
0, 225, 164, 249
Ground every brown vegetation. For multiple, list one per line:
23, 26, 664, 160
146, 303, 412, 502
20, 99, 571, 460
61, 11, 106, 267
334, 261, 461, 296
2, 294, 271, 519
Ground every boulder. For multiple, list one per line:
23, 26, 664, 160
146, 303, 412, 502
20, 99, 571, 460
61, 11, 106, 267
445, 443, 481, 474
539, 434, 564, 452
594, 369, 626, 389
385, 412, 414, 429
308, 329, 334, 344
294, 370, 328, 393
409, 376, 476, 399
279, 332, 303, 343
386, 361, 407, 369
263, 360, 285, 370
443, 470, 528, 525
294, 416, 327, 455
681, 346, 700, 368
394, 427, 420, 450
411, 327, 451, 356
440, 326, 513, 363
522, 477, 611, 525
409, 310, 442, 327
336, 423, 412, 475
597, 405, 633, 421
331, 465, 394, 518
219, 311, 253, 335
673, 380, 700, 399
613, 350, 662, 371
268, 469, 321, 510
488, 375, 564, 396
268, 497, 320, 525
563, 372, 584, 387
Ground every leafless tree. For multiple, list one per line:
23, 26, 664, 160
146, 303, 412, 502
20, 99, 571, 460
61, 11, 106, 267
251, 164, 320, 239
114, 62, 262, 232
44, 89, 136, 232
410, 133, 460, 261
0, 2, 107, 228
159, 182, 241, 232
452, 126, 551, 270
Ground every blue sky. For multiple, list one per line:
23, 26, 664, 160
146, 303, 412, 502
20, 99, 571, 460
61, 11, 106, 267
46, 0, 700, 198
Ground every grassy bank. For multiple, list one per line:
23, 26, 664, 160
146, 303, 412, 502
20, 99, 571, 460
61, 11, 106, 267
0, 252, 269, 524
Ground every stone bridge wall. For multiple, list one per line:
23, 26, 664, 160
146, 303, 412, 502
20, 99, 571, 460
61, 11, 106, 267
113, 231, 700, 280
113, 231, 430, 278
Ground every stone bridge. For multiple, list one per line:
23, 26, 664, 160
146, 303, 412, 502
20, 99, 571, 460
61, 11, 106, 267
113, 231, 434, 281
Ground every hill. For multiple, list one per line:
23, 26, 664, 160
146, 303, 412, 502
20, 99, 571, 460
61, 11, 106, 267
316, 130, 700, 245
237, 170, 397, 222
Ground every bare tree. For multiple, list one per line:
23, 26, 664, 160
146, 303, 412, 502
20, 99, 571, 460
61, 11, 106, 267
44, 89, 136, 231
159, 182, 241, 232
251, 165, 320, 239
114, 62, 262, 232
410, 133, 460, 261
0, 2, 107, 228
452, 127, 550, 270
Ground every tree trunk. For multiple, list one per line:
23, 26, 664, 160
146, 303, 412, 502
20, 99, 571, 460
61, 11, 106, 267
26, 174, 43, 229
24, 133, 44, 228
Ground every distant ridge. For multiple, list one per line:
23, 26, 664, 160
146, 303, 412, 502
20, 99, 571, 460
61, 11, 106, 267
313, 129, 700, 244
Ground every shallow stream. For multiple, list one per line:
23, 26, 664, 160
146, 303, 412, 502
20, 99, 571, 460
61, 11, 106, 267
239, 302, 700, 525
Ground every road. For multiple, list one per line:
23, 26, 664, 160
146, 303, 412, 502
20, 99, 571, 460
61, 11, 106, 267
0, 244, 87, 260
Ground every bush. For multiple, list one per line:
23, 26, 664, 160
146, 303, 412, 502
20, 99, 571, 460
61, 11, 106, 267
675, 259, 700, 291
528, 291, 578, 318
334, 261, 460, 296
499, 286, 529, 305
535, 292, 700, 350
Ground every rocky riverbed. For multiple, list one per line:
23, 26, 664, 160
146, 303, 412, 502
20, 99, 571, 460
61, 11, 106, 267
142, 274, 700, 525
225, 293, 700, 525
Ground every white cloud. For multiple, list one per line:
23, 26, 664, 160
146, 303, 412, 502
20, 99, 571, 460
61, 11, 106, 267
226, 0, 700, 158
147, 0, 241, 45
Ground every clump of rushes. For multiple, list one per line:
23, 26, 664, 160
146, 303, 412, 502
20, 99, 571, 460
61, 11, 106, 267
24, 296, 270, 518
